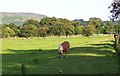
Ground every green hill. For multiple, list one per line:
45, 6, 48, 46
1, 12, 47, 26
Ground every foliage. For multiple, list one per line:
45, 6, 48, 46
81, 24, 96, 37
24, 19, 40, 27
88, 17, 104, 34
18, 24, 37, 38
2, 24, 15, 38
114, 24, 120, 33
39, 17, 75, 37
108, 0, 120, 21
103, 21, 115, 34
74, 25, 82, 35
1, 16, 120, 38
103, 25, 113, 34
72, 21, 81, 35
8, 23, 20, 36
37, 25, 49, 37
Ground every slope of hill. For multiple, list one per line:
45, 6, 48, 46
0, 12, 47, 26
73, 19, 88, 26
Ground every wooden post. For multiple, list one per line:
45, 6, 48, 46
118, 34, 120, 75
114, 33, 119, 54
21, 64, 26, 76
118, 34, 120, 54
114, 33, 118, 45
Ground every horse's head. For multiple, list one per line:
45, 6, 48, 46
58, 43, 63, 55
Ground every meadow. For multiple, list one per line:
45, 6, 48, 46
1, 35, 118, 74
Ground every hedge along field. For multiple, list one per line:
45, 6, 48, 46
1, 35, 118, 74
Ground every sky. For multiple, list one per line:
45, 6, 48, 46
0, 0, 113, 21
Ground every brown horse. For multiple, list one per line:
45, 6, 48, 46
58, 41, 70, 58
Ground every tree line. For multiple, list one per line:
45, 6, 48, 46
1, 17, 120, 38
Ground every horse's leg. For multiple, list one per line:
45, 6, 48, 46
58, 52, 63, 58
63, 52, 67, 58
60, 54, 63, 58
65, 49, 69, 57
58, 53, 61, 58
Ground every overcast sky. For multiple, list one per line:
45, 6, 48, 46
0, 0, 112, 21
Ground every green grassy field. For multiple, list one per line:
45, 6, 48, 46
1, 35, 118, 74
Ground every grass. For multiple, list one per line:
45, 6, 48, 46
1, 35, 118, 74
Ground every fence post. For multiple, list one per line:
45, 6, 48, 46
114, 34, 119, 53
21, 64, 26, 76
118, 34, 120, 54
118, 34, 120, 75
114, 34, 120, 75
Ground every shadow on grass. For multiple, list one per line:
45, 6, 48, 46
88, 43, 114, 48
2, 41, 119, 74
3, 49, 57, 55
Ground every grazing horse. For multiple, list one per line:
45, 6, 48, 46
58, 41, 70, 58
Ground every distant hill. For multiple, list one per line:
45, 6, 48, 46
0, 12, 47, 26
73, 19, 88, 26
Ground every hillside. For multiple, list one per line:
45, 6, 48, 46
0, 12, 47, 26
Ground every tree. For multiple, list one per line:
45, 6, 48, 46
114, 24, 120, 33
39, 17, 52, 26
72, 21, 82, 35
108, 0, 120, 21
74, 26, 82, 35
8, 23, 20, 36
88, 17, 103, 35
81, 24, 96, 37
103, 25, 112, 34
24, 19, 40, 27
39, 17, 75, 37
2, 24, 15, 38
108, 0, 120, 35
109, 0, 120, 55
103, 21, 115, 34
39, 17, 52, 37
59, 18, 75, 37
17, 19, 39, 38
37, 25, 49, 37
18, 24, 37, 38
